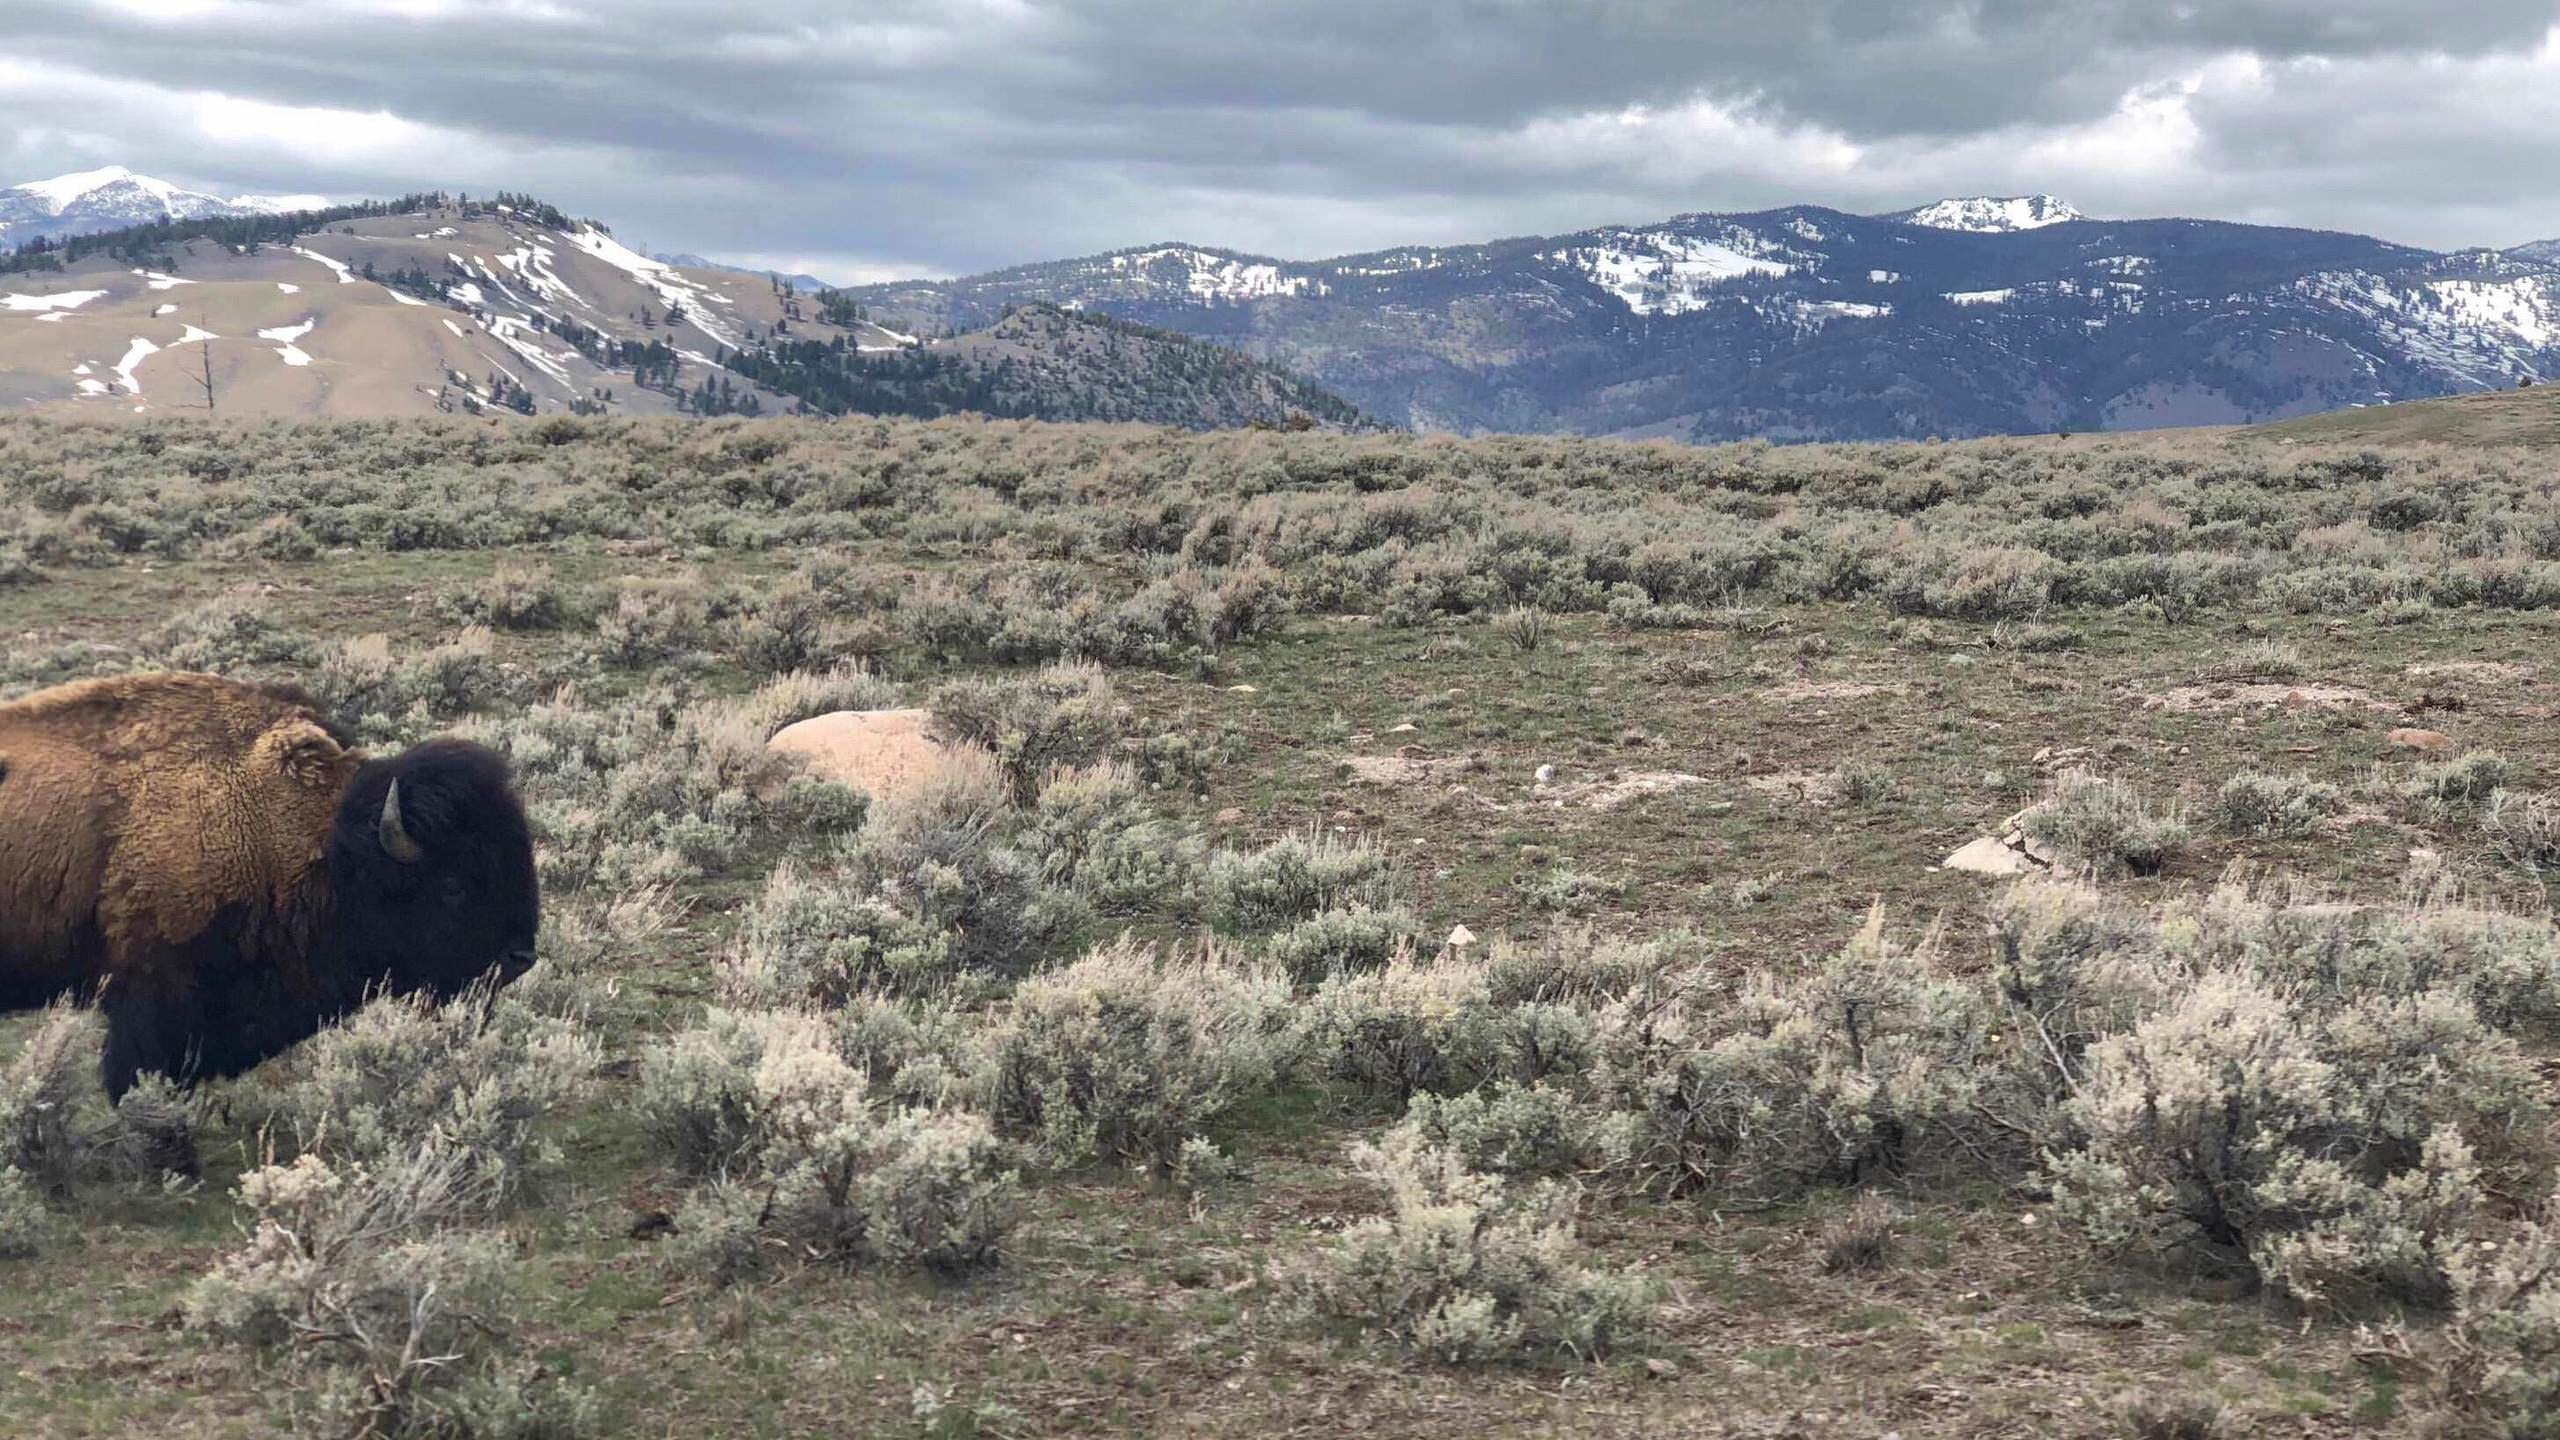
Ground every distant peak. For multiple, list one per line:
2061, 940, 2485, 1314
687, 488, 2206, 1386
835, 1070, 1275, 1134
1889, 195, 2084, 233
11, 163, 208, 212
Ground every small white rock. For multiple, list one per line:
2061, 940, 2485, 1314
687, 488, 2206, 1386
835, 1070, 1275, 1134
1446, 924, 1478, 948
1533, 764, 1556, 784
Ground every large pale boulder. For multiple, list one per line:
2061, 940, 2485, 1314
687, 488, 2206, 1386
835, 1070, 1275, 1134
766, 708, 960, 805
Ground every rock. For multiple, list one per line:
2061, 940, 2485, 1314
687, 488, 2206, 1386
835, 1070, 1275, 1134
1386, 722, 1418, 735
1941, 835, 2038, 876
1214, 807, 1244, 825
766, 709, 962, 805
1641, 1358, 1681, 1381
1226, 684, 1258, 694
1446, 924, 1478, 949
2388, 726, 2455, 754
1533, 763, 1557, 784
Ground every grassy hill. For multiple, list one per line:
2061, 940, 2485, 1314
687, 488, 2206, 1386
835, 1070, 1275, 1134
2245, 381, 2560, 447
7, 415, 2560, 1436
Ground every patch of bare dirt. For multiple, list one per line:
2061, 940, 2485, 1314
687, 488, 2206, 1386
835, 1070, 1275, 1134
2407, 660, 2535, 684
1756, 679, 1904, 703
1342, 750, 1483, 786
1533, 770, 1710, 811
2138, 682, 2389, 713
1745, 770, 1844, 808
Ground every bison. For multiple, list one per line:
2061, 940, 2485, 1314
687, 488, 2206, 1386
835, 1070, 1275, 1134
0, 672, 539, 1099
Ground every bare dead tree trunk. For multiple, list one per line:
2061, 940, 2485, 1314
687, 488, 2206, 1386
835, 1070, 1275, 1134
192, 312, 217, 414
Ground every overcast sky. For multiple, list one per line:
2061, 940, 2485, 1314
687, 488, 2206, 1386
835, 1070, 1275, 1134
5, 0, 2559, 283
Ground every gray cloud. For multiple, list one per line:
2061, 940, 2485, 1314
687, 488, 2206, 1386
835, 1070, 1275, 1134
3, 0, 2557, 279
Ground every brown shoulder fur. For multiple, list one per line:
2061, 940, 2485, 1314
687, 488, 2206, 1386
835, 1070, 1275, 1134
0, 672, 367, 1000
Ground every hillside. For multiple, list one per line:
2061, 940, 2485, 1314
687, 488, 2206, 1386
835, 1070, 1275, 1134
2246, 380, 2560, 447
844, 196, 2560, 441
0, 191, 1364, 428
723, 303, 1372, 428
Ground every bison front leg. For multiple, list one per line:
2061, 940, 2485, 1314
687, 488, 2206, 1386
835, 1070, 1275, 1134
97, 978, 202, 1102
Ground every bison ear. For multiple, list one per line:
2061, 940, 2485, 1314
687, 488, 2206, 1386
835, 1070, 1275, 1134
256, 718, 347, 789
379, 778, 426, 864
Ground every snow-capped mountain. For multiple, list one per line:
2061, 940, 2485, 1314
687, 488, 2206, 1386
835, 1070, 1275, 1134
2513, 238, 2560, 266
0, 166, 334, 248
1883, 195, 2086, 233
0, 193, 1365, 428
844, 198, 2560, 440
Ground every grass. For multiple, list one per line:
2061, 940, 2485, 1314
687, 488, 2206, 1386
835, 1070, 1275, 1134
7, 415, 2560, 1436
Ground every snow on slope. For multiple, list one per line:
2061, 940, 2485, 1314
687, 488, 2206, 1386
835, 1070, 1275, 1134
1106, 247, 1318, 302
3, 289, 108, 312
1548, 227, 1798, 316
259, 319, 317, 367
1894, 195, 2084, 233
564, 225, 739, 347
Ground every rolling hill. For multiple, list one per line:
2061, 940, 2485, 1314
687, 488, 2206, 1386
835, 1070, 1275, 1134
0, 181, 1366, 429
842, 196, 2560, 441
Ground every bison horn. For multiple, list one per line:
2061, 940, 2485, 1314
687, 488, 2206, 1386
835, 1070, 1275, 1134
378, 778, 425, 863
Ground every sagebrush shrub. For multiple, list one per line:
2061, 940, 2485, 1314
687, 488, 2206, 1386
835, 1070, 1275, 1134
2486, 789, 2560, 877
591, 575, 714, 668
1305, 1134, 1653, 1363
928, 660, 1125, 802
2021, 769, 2190, 875
311, 626, 502, 729
2445, 1186, 2560, 1437
149, 594, 317, 673
639, 1007, 1015, 1281
1266, 905, 1420, 984
2214, 771, 2344, 836
1589, 908, 1998, 1198
0, 1004, 91, 1196
836, 748, 1062, 979
182, 1141, 594, 1433
1018, 762, 1204, 917
1207, 830, 1397, 933
2046, 968, 2542, 1309
248, 984, 599, 1205
985, 938, 1290, 1174
446, 558, 581, 632
1392, 1082, 1635, 1180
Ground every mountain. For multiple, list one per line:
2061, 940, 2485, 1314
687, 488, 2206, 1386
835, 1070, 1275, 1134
723, 303, 1373, 428
0, 190, 1366, 428
842, 197, 2560, 441
0, 166, 334, 249
2513, 238, 2560, 266
1883, 194, 2085, 233
652, 252, 833, 294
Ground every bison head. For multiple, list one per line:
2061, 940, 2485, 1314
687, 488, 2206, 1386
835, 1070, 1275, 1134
324, 737, 540, 1001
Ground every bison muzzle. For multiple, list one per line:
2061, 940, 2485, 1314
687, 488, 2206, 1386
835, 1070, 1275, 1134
0, 672, 540, 1099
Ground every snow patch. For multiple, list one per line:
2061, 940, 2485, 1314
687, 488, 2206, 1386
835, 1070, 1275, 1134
291, 246, 357, 284
3, 288, 109, 313
276, 282, 300, 294
134, 269, 192, 290
383, 285, 429, 307
1551, 227, 1798, 316
113, 336, 159, 393
563, 225, 739, 347
1107, 246, 1317, 302
1896, 195, 2083, 233
1944, 288, 2017, 306
1868, 269, 1902, 284
258, 318, 315, 366
442, 318, 467, 337
151, 303, 178, 317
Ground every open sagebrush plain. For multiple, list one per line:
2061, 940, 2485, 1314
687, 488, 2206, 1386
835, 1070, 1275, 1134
8, 413, 2560, 1438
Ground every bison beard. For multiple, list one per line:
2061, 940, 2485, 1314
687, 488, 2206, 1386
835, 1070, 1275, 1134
0, 674, 541, 1100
